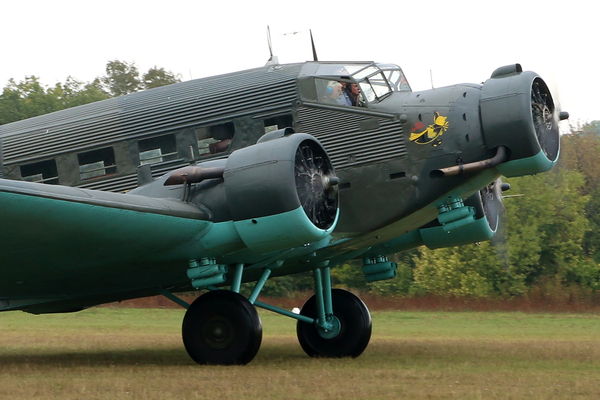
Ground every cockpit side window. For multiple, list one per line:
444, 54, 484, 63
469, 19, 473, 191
310, 63, 410, 106
359, 72, 391, 102
380, 67, 411, 92
315, 78, 366, 107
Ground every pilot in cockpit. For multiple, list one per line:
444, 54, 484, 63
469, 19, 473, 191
323, 81, 343, 104
345, 83, 364, 107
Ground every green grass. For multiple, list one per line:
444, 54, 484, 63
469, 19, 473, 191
0, 308, 599, 399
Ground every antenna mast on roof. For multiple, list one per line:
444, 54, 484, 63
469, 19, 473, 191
265, 26, 279, 65
310, 29, 318, 62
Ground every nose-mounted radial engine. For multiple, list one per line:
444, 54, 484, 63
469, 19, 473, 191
367, 63, 566, 255
162, 130, 339, 256
480, 64, 564, 177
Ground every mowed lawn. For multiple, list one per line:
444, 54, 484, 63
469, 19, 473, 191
0, 307, 598, 400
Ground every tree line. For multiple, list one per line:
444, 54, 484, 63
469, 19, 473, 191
1, 63, 598, 300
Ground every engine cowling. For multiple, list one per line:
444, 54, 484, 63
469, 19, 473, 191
480, 64, 561, 177
224, 132, 339, 254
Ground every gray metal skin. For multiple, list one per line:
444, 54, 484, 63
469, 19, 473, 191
0, 61, 556, 312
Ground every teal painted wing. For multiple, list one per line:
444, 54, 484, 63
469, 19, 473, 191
0, 179, 212, 299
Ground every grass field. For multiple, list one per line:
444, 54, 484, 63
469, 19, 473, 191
0, 307, 599, 399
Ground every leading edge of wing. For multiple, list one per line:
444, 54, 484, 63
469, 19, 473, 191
0, 178, 208, 220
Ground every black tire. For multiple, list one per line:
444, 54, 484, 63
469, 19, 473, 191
182, 290, 262, 365
296, 289, 372, 358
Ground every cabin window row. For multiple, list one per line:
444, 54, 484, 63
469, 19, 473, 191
17, 115, 293, 185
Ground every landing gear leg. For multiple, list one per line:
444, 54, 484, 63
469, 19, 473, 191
182, 290, 262, 365
297, 267, 372, 358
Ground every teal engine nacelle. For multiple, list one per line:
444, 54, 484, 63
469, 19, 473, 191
480, 64, 567, 177
224, 131, 339, 254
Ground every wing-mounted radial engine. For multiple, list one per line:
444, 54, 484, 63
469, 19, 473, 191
374, 179, 508, 255
418, 178, 508, 249
162, 130, 339, 256
224, 131, 339, 254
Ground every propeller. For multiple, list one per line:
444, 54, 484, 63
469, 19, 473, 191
294, 140, 338, 230
530, 72, 570, 163
487, 178, 513, 278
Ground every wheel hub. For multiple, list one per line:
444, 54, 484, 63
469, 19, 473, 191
202, 316, 235, 349
316, 316, 341, 339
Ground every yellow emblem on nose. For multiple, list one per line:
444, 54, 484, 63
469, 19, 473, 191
410, 111, 449, 145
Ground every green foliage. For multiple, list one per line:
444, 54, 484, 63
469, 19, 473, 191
330, 261, 367, 290
100, 61, 181, 96
560, 123, 600, 261
143, 66, 181, 89
101, 60, 142, 96
0, 77, 62, 124
60, 77, 109, 108
239, 271, 314, 298
412, 242, 511, 297
505, 167, 589, 283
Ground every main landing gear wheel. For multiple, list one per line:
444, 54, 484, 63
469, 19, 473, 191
182, 290, 262, 365
296, 289, 372, 358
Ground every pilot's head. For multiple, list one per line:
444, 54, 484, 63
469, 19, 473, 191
326, 82, 342, 98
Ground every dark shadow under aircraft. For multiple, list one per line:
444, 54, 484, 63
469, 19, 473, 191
0, 60, 567, 364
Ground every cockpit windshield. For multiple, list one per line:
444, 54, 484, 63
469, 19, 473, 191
312, 63, 410, 106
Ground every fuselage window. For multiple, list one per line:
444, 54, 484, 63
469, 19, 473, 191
264, 115, 293, 133
138, 134, 178, 165
196, 122, 234, 157
77, 147, 117, 180
20, 159, 59, 184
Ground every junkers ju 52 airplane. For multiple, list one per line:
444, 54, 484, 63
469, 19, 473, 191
0, 58, 567, 364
